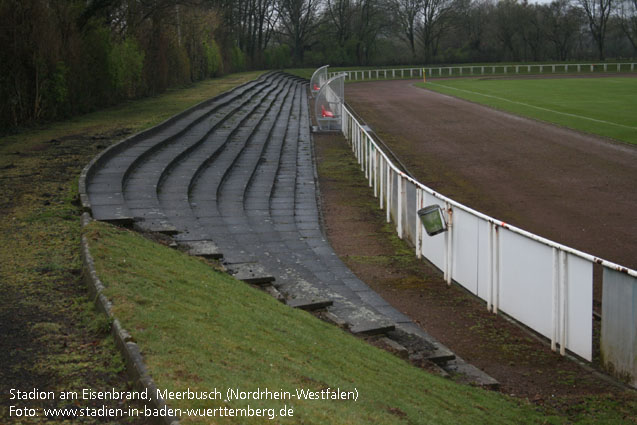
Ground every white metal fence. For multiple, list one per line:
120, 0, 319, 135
340, 103, 637, 385
329, 62, 637, 81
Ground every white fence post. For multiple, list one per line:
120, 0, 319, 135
379, 155, 384, 209
397, 175, 403, 238
560, 250, 568, 355
373, 150, 378, 197
363, 134, 368, 173
368, 141, 373, 187
488, 223, 494, 311
488, 223, 500, 313
444, 204, 452, 285
552, 247, 559, 352
416, 188, 423, 259
386, 165, 391, 223
357, 128, 362, 165
494, 225, 500, 312
360, 131, 364, 171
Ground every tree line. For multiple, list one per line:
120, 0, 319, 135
1, 0, 229, 130
1, 0, 636, 130
274, 0, 636, 66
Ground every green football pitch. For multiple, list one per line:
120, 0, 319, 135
418, 77, 637, 145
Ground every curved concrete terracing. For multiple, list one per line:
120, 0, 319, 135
80, 72, 496, 387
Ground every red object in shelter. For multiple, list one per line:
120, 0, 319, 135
321, 105, 334, 118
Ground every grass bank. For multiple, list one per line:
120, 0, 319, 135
418, 77, 637, 145
84, 220, 557, 424
0, 71, 263, 423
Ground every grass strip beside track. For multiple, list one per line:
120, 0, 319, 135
84, 220, 558, 425
418, 77, 637, 145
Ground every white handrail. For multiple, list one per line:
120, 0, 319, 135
329, 62, 637, 81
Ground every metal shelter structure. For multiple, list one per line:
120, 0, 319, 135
315, 73, 344, 131
310, 65, 329, 97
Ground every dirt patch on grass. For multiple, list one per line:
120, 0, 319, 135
313, 130, 637, 421
0, 129, 150, 423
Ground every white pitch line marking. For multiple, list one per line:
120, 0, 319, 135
427, 82, 637, 130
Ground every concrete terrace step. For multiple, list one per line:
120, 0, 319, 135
81, 72, 498, 388
128, 74, 288, 234
85, 73, 277, 223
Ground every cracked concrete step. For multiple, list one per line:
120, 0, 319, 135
442, 357, 500, 389
226, 262, 275, 285
286, 298, 333, 311
178, 240, 222, 259
394, 323, 456, 364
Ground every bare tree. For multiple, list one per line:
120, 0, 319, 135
452, 0, 495, 61
276, 0, 321, 65
619, 0, 637, 52
215, 0, 277, 66
577, 0, 614, 59
326, 0, 355, 45
519, 4, 545, 61
494, 0, 528, 61
324, 0, 386, 64
392, 0, 423, 60
542, 0, 582, 60
418, 0, 453, 62
354, 0, 388, 64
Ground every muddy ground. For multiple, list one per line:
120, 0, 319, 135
0, 130, 150, 423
